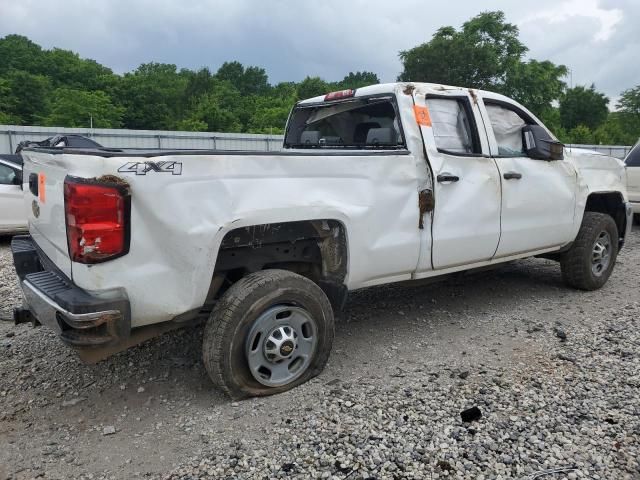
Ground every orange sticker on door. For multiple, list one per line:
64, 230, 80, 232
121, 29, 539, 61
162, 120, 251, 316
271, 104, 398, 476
38, 173, 46, 203
413, 105, 432, 127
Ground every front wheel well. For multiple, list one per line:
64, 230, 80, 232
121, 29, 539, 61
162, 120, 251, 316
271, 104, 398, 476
584, 191, 627, 245
207, 220, 348, 313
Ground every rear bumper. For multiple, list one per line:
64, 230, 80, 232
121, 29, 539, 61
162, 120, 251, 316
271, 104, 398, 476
631, 201, 640, 215
11, 235, 130, 347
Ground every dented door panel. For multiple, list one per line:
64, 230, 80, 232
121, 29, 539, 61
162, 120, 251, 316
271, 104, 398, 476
412, 86, 501, 270
67, 149, 423, 326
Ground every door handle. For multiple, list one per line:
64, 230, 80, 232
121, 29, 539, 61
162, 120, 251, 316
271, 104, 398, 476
437, 173, 460, 183
503, 172, 522, 180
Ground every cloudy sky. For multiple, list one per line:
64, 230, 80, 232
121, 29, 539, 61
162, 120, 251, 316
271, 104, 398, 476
0, 0, 638, 102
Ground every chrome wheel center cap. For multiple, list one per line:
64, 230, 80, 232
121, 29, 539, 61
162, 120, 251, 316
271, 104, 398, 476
264, 325, 298, 363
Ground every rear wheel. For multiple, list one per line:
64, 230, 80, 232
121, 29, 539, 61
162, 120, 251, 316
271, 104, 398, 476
203, 269, 334, 399
561, 212, 618, 290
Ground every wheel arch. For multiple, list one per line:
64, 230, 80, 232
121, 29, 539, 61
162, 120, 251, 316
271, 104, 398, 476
207, 219, 350, 313
583, 191, 628, 247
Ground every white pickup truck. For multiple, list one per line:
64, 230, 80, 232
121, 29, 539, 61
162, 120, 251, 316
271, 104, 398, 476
12, 83, 633, 399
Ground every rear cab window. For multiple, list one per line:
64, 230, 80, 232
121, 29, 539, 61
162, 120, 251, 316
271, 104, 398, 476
284, 95, 406, 149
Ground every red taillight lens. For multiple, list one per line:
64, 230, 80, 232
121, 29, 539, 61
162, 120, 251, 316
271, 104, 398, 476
64, 178, 130, 264
324, 89, 355, 101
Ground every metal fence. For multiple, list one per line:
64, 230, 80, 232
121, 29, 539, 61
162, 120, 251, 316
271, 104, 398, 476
0, 125, 633, 159
0, 125, 285, 154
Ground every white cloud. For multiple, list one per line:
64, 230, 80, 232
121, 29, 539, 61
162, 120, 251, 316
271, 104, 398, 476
519, 0, 623, 41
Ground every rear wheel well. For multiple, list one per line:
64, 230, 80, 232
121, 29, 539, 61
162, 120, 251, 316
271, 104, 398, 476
584, 192, 626, 245
208, 220, 348, 313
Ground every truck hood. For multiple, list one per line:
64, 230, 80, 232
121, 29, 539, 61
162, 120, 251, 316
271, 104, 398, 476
564, 147, 628, 200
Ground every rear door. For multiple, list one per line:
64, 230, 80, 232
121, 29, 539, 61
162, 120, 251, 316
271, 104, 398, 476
20, 150, 73, 277
413, 90, 502, 270
0, 160, 26, 233
480, 99, 577, 257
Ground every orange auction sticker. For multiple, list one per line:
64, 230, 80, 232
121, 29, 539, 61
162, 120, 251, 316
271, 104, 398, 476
38, 173, 46, 203
413, 105, 432, 127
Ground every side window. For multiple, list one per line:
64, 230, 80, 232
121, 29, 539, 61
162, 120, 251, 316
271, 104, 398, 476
626, 144, 640, 167
0, 164, 17, 185
485, 104, 527, 156
426, 98, 479, 154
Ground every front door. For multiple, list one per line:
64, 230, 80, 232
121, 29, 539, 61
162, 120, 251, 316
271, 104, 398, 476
480, 99, 577, 257
413, 91, 502, 270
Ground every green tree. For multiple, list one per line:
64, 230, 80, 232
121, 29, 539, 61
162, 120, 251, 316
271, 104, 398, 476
398, 12, 527, 90
559, 85, 609, 131
42, 48, 116, 91
502, 60, 567, 117
175, 117, 208, 132
182, 79, 242, 132
618, 85, 640, 116
617, 86, 640, 142
183, 67, 216, 102
43, 88, 124, 128
0, 77, 14, 123
216, 61, 269, 96
567, 125, 594, 144
246, 95, 293, 133
337, 71, 380, 90
117, 63, 188, 129
398, 11, 567, 117
1, 70, 51, 124
0, 35, 45, 75
296, 77, 330, 100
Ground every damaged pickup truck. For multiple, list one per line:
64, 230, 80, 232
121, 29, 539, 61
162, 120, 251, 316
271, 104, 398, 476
12, 83, 633, 399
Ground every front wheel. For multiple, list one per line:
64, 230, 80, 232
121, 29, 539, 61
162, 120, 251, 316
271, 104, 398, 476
203, 269, 334, 399
561, 212, 618, 291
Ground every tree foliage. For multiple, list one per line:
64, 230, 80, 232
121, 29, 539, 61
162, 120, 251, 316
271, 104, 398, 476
399, 12, 527, 91
44, 88, 124, 128
398, 12, 568, 119
0, 27, 638, 144
559, 85, 609, 131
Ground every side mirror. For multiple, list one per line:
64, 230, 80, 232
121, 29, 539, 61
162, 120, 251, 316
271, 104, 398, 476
523, 125, 564, 161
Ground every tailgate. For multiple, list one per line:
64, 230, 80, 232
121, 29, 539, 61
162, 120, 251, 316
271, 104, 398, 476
21, 150, 72, 277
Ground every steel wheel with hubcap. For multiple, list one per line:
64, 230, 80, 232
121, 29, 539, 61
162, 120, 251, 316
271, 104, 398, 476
591, 230, 612, 277
203, 269, 334, 399
561, 212, 618, 290
245, 305, 318, 387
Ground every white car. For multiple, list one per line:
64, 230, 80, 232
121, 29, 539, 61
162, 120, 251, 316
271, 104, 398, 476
11, 82, 634, 399
0, 155, 27, 235
625, 140, 640, 223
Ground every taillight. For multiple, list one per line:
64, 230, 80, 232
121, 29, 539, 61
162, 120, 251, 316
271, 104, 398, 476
64, 177, 130, 264
324, 89, 355, 101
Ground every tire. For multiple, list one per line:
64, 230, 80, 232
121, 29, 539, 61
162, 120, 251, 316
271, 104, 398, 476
634, 213, 640, 226
203, 269, 334, 399
561, 212, 618, 291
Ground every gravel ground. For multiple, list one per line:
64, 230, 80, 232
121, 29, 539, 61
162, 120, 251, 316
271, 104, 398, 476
0, 229, 639, 480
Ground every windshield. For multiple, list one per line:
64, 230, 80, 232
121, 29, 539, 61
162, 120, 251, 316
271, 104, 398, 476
626, 141, 640, 167
284, 96, 405, 149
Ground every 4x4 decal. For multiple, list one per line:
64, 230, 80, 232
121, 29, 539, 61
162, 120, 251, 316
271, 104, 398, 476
118, 161, 182, 176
